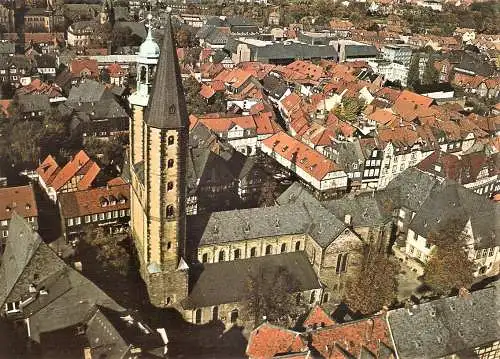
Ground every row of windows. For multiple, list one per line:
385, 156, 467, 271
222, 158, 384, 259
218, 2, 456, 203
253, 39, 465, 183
66, 209, 130, 226
407, 245, 427, 262
475, 248, 495, 259
193, 307, 238, 324
201, 241, 303, 263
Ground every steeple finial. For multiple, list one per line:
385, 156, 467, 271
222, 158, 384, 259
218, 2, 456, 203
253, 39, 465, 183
146, 13, 153, 41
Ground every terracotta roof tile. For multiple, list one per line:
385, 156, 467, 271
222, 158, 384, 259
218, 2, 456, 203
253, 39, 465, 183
246, 322, 307, 359
262, 132, 342, 181
303, 305, 336, 329
0, 185, 38, 221
199, 84, 216, 99
70, 58, 99, 78
310, 314, 393, 358
58, 184, 130, 218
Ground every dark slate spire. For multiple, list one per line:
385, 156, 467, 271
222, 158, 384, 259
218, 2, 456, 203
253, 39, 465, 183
145, 15, 188, 130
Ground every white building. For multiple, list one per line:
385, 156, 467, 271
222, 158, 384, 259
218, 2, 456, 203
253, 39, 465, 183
381, 44, 412, 66
369, 60, 409, 87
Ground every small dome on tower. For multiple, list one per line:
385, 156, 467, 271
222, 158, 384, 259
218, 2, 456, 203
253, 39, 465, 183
139, 15, 160, 59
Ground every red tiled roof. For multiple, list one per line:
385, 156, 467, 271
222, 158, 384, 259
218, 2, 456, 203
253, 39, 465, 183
303, 305, 336, 329
254, 112, 280, 135
199, 84, 216, 99
246, 322, 307, 359
368, 108, 400, 126
309, 314, 393, 358
281, 93, 302, 114
262, 132, 342, 181
70, 58, 99, 78
17, 79, 62, 98
377, 126, 419, 147
393, 90, 434, 121
0, 99, 12, 117
58, 184, 130, 218
191, 113, 257, 133
37, 150, 100, 192
107, 63, 125, 76
0, 184, 38, 221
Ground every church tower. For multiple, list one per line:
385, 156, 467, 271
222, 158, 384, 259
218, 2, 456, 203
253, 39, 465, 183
129, 14, 189, 308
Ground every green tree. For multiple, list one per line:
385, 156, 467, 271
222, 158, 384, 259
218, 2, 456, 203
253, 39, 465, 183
334, 97, 365, 122
84, 227, 130, 276
344, 251, 399, 315
422, 54, 440, 85
244, 265, 304, 327
423, 224, 475, 295
407, 52, 421, 89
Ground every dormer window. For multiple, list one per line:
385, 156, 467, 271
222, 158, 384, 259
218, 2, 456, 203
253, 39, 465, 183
244, 222, 250, 233
282, 146, 288, 152
25, 203, 31, 210
109, 195, 117, 206
100, 197, 108, 207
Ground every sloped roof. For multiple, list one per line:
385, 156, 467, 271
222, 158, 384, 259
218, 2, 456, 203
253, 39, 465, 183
0, 185, 38, 222
145, 15, 188, 130
246, 322, 307, 359
387, 285, 499, 359
183, 252, 321, 308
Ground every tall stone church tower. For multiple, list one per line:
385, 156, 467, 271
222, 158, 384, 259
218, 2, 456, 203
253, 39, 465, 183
129, 15, 189, 308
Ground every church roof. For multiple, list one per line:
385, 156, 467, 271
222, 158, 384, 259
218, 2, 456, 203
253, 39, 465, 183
145, 15, 188, 130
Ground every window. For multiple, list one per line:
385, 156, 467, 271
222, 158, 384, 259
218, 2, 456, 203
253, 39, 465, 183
336, 253, 348, 274
99, 213, 105, 220
295, 241, 301, 251
202, 253, 208, 263
218, 250, 225, 262
106, 212, 112, 220
399, 209, 406, 219
84, 215, 91, 223
482, 249, 488, 258
167, 182, 174, 191
250, 247, 257, 257
168, 136, 175, 145
212, 306, 219, 321
323, 293, 329, 303
230, 309, 238, 323
67, 218, 74, 227
167, 159, 174, 168
195, 309, 202, 324
5, 301, 20, 313
265, 245, 272, 255
489, 248, 494, 257
92, 214, 98, 222
113, 211, 118, 218
234, 249, 241, 259
0, 220, 7, 226
167, 242, 172, 250
166, 205, 174, 218
281, 243, 287, 253
75, 217, 81, 225
1, 230, 7, 238
309, 291, 316, 304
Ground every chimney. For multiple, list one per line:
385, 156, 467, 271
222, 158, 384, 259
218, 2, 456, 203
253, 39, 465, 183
344, 214, 352, 225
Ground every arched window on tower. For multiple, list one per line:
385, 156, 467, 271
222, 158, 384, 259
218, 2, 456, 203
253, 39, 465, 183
218, 250, 226, 262
281, 243, 287, 253
250, 247, 257, 257
295, 241, 301, 251
168, 136, 175, 145
265, 245, 273, 255
167, 181, 174, 191
234, 248, 241, 259
168, 159, 174, 168
212, 306, 219, 321
336, 253, 348, 274
140, 66, 146, 82
202, 253, 208, 263
166, 205, 174, 218
230, 309, 238, 324
195, 309, 202, 324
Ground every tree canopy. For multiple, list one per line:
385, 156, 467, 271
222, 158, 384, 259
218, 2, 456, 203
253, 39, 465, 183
244, 265, 304, 327
344, 250, 399, 315
423, 225, 475, 295
83, 227, 130, 276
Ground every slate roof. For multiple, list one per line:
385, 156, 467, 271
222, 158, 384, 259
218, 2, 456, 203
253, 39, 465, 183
323, 192, 393, 227
387, 285, 500, 359
183, 251, 321, 308
0, 214, 125, 343
17, 94, 51, 113
408, 181, 499, 249
145, 15, 188, 130
262, 74, 290, 99
190, 198, 348, 249
0, 42, 15, 55
67, 80, 107, 103
385, 167, 442, 211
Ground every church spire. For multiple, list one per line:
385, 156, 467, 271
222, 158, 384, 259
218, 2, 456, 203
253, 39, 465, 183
145, 13, 188, 130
